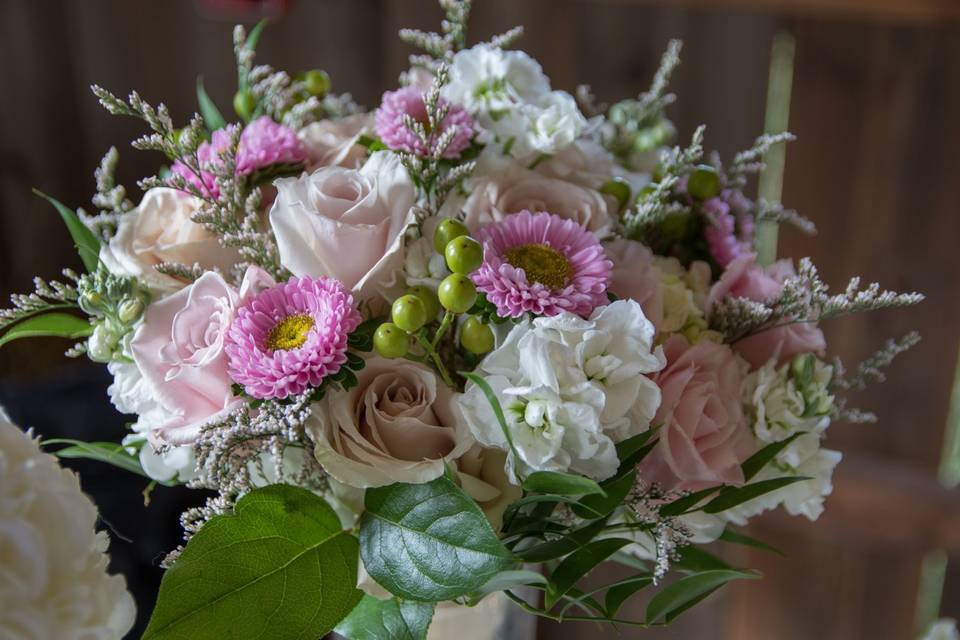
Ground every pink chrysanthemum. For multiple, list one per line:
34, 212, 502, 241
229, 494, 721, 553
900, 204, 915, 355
169, 126, 235, 199
236, 115, 307, 175
168, 117, 306, 198
703, 189, 755, 268
375, 86, 475, 158
225, 275, 362, 400
472, 210, 613, 318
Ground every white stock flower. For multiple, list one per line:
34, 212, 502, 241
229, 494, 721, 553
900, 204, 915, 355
724, 357, 839, 524
513, 91, 587, 159
0, 411, 135, 640
457, 300, 664, 482
924, 620, 960, 640
403, 236, 450, 290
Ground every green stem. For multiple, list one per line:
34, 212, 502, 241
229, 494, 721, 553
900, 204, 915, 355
415, 332, 454, 388
431, 310, 455, 350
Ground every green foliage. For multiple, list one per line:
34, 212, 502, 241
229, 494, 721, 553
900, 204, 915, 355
34, 190, 101, 273
645, 570, 758, 624
701, 476, 810, 514
196, 77, 227, 131
0, 312, 91, 348
335, 596, 435, 640
545, 538, 633, 609
523, 470, 605, 497
142, 485, 361, 640
42, 438, 166, 482
359, 475, 513, 602
740, 432, 803, 481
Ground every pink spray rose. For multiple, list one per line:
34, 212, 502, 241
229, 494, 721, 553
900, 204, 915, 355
130, 267, 275, 445
708, 253, 826, 368
605, 238, 664, 329
640, 335, 754, 492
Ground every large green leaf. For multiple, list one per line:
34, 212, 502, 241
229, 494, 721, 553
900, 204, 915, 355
573, 469, 636, 519
544, 537, 633, 609
523, 470, 605, 497
142, 484, 361, 640
645, 570, 758, 624
701, 476, 810, 514
34, 189, 100, 272
335, 596, 435, 640
359, 475, 514, 602
0, 313, 91, 348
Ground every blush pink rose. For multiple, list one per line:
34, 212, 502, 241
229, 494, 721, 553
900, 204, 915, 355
130, 267, 275, 445
604, 238, 663, 329
640, 335, 754, 492
707, 253, 826, 369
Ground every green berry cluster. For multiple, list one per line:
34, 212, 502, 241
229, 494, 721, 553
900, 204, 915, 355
373, 219, 497, 385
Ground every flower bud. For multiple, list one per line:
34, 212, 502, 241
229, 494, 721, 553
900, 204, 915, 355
118, 297, 145, 324
87, 323, 119, 362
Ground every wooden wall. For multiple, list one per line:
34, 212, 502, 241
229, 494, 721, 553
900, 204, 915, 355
1, 1, 959, 638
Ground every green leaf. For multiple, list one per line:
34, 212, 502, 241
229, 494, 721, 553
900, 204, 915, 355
719, 527, 785, 556
335, 596, 435, 640
42, 438, 158, 481
142, 484, 361, 640
523, 470, 605, 497
610, 426, 661, 479
544, 537, 633, 609
741, 432, 804, 481
196, 77, 227, 131
645, 570, 758, 624
604, 575, 654, 617
33, 190, 100, 272
701, 476, 810, 514
674, 546, 733, 572
573, 469, 636, 519
359, 475, 514, 602
0, 313, 91, 348
658, 485, 722, 517
472, 569, 548, 599
245, 19, 268, 51
460, 372, 523, 479
516, 517, 611, 563
599, 177, 631, 211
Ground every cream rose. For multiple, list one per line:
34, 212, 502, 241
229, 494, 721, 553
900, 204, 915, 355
298, 113, 372, 170
270, 151, 416, 304
307, 357, 474, 487
455, 445, 522, 531
99, 187, 239, 296
459, 163, 612, 233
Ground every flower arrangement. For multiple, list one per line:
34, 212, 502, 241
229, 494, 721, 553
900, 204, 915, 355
0, 2, 925, 638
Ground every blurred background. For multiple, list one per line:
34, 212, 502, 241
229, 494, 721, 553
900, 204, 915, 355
1, 0, 958, 638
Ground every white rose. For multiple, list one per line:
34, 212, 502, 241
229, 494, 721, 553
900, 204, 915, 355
298, 113, 372, 170
0, 412, 135, 640
458, 162, 612, 233
307, 357, 474, 487
99, 187, 239, 296
270, 151, 416, 305
458, 300, 664, 482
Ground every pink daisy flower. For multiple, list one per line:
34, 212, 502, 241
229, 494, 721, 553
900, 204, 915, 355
224, 275, 362, 400
472, 210, 613, 318
236, 115, 307, 175
169, 117, 306, 198
375, 86, 475, 158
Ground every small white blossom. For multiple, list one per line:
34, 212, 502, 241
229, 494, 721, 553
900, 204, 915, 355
457, 300, 664, 482
403, 235, 450, 290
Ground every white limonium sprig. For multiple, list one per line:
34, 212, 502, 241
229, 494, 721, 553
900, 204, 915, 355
0, 271, 80, 332
77, 146, 135, 240
755, 198, 817, 235
726, 131, 796, 187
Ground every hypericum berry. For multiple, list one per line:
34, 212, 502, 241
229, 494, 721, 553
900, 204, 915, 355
687, 165, 720, 200
303, 69, 331, 97
437, 274, 477, 313
460, 316, 494, 354
444, 236, 483, 274
433, 218, 469, 254
407, 285, 441, 320
373, 323, 409, 359
233, 90, 257, 121
391, 294, 428, 332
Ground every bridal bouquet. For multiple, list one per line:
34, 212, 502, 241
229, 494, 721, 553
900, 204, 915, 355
1, 1, 924, 638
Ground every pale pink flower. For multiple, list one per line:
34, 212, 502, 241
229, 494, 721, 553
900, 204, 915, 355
472, 210, 612, 318
640, 335, 754, 491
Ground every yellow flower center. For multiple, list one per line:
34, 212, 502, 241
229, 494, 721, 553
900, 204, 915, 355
503, 243, 572, 290
265, 314, 314, 351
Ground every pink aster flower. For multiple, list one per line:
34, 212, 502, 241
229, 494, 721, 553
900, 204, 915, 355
168, 117, 306, 198
224, 275, 362, 399
375, 86, 475, 158
472, 210, 612, 318
236, 115, 307, 175
169, 126, 236, 199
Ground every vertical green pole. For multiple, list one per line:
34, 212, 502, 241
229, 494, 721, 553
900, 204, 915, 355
914, 550, 948, 638
938, 342, 960, 488
755, 32, 795, 267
